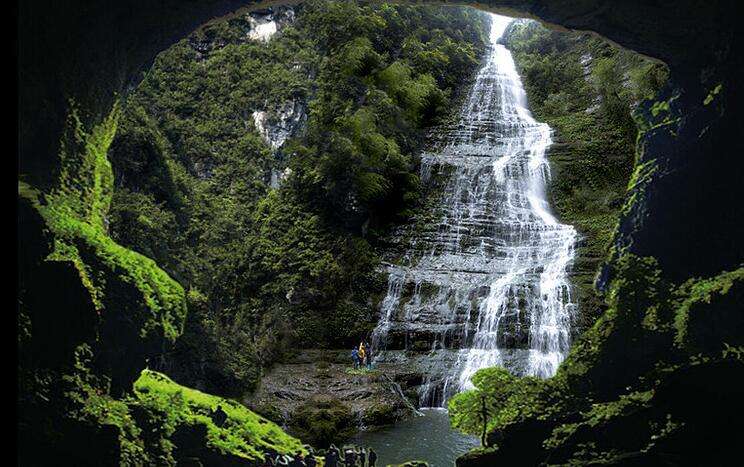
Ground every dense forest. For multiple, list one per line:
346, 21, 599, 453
110, 1, 489, 396
19, 1, 492, 463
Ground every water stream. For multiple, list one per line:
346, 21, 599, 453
352, 409, 478, 466
372, 14, 577, 407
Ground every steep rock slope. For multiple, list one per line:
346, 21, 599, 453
501, 19, 668, 333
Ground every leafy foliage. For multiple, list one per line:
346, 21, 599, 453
449, 367, 539, 445
109, 1, 489, 394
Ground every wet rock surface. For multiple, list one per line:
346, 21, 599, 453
371, 16, 577, 406
242, 350, 421, 445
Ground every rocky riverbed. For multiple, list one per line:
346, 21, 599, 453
242, 350, 427, 446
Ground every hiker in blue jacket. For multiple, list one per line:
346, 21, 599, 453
351, 347, 360, 369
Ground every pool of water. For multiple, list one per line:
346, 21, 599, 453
351, 409, 479, 466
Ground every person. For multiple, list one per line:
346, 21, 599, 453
344, 447, 357, 467
210, 404, 228, 427
358, 447, 367, 467
351, 347, 360, 369
260, 453, 276, 467
368, 448, 377, 467
358, 343, 366, 369
289, 452, 305, 467
305, 452, 317, 467
326, 445, 339, 467
365, 345, 373, 370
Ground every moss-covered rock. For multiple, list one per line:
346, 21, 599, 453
289, 397, 357, 448
134, 370, 306, 462
20, 101, 187, 392
455, 256, 744, 466
673, 268, 744, 354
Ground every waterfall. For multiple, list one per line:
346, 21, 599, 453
371, 14, 577, 407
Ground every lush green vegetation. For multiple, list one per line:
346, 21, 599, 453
17, 2, 743, 466
449, 367, 540, 446
134, 370, 306, 460
23, 102, 187, 343
17, 97, 298, 465
450, 252, 744, 464
19, 3, 489, 464
110, 1, 490, 395
19, 100, 187, 395
502, 20, 669, 328
49, 347, 304, 464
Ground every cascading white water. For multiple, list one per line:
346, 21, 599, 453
372, 14, 577, 406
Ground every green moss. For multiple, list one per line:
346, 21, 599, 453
650, 100, 670, 118
62, 344, 152, 464
621, 158, 657, 217
289, 397, 356, 447
135, 370, 306, 460
560, 255, 666, 374
673, 267, 744, 352
544, 389, 655, 450
21, 101, 186, 342
637, 93, 681, 133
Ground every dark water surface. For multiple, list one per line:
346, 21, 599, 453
351, 409, 479, 466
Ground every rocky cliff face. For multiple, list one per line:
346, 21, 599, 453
243, 350, 417, 447
500, 19, 668, 335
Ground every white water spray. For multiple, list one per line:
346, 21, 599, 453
372, 14, 577, 406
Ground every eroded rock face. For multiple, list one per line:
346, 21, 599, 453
252, 98, 307, 153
